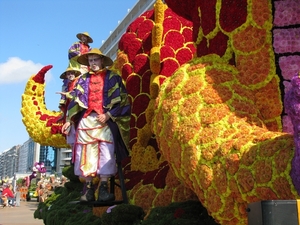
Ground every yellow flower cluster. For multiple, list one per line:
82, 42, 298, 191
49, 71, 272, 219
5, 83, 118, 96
149, 4, 286, 224
130, 0, 286, 219
153, 57, 299, 224
21, 75, 68, 148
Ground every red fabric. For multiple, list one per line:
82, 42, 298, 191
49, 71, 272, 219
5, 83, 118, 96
83, 70, 105, 117
80, 42, 90, 54
2, 188, 14, 198
68, 78, 78, 92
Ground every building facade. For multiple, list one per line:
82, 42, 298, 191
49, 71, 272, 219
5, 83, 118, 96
0, 145, 20, 181
18, 138, 40, 174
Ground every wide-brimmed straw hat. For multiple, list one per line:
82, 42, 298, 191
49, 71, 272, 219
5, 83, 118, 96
77, 48, 113, 67
60, 67, 81, 79
76, 32, 93, 43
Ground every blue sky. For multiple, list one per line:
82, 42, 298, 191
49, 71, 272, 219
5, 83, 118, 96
0, 0, 138, 152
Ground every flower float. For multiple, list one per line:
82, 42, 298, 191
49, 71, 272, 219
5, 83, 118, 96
23, 161, 47, 190
149, 0, 300, 224
118, 0, 300, 224
21, 0, 300, 224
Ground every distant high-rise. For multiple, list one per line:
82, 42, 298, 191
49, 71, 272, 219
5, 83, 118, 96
0, 145, 20, 179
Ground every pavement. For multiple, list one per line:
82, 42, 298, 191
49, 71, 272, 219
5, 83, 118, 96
0, 198, 44, 225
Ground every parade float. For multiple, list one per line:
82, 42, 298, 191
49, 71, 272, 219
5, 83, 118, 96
21, 0, 300, 224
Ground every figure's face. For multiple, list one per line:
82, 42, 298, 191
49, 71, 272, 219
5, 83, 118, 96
88, 54, 102, 71
66, 71, 76, 81
81, 35, 88, 43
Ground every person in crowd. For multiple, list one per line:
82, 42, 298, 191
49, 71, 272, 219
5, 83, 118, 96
2, 176, 9, 184
15, 187, 21, 207
2, 183, 15, 207
61, 48, 131, 202
68, 32, 93, 74
0, 185, 3, 205
36, 179, 46, 203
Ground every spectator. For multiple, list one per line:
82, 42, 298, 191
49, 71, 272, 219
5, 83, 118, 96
0, 186, 3, 205
15, 187, 21, 207
2, 184, 15, 207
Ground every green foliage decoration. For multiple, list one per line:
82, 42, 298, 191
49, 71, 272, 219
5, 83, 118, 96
101, 204, 145, 225
34, 165, 219, 225
62, 165, 80, 182
142, 201, 220, 225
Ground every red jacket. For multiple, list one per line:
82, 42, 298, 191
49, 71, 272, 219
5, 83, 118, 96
2, 188, 14, 198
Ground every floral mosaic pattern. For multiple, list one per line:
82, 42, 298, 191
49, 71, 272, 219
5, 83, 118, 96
21, 65, 67, 148
21, 0, 300, 224
112, 0, 199, 215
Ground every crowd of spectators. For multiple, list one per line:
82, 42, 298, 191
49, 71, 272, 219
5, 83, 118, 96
0, 174, 68, 208
0, 182, 19, 207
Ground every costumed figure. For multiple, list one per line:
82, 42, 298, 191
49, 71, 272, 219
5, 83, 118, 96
57, 67, 81, 150
68, 32, 93, 74
61, 48, 131, 202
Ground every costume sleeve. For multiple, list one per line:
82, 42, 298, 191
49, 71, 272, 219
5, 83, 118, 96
68, 42, 81, 60
66, 75, 88, 122
105, 72, 131, 154
59, 79, 69, 105
104, 73, 131, 121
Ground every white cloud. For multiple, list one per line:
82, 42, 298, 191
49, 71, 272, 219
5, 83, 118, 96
0, 57, 53, 84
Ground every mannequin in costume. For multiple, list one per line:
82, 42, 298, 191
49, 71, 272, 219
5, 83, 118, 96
62, 48, 131, 202
68, 32, 93, 74
57, 67, 81, 149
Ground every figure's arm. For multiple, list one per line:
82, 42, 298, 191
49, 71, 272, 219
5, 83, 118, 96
62, 121, 71, 134
56, 91, 67, 96
56, 91, 74, 98
61, 78, 86, 133
104, 75, 131, 122
68, 42, 81, 60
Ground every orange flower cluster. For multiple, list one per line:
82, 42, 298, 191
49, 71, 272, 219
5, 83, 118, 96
152, 59, 298, 224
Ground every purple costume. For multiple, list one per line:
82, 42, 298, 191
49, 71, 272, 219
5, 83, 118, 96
66, 69, 131, 178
